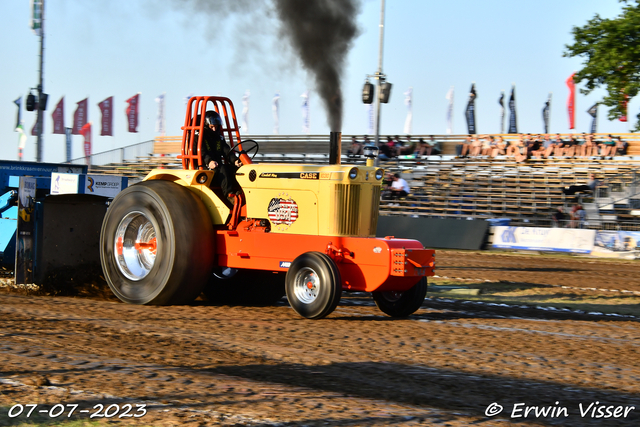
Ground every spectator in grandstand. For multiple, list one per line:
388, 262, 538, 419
570, 203, 586, 228
428, 135, 442, 155
578, 134, 596, 158
347, 136, 363, 157
562, 173, 599, 195
389, 173, 411, 201
528, 135, 545, 158
381, 172, 394, 198
494, 136, 507, 156
416, 138, 430, 157
551, 206, 566, 227
514, 137, 530, 162
396, 135, 416, 157
597, 134, 616, 158
378, 141, 393, 160
543, 134, 559, 158
456, 136, 472, 157
506, 136, 522, 158
468, 135, 482, 157
481, 135, 495, 157
615, 137, 629, 156
561, 134, 578, 157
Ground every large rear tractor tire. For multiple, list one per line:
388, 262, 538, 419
100, 180, 215, 305
372, 277, 428, 317
203, 268, 286, 306
285, 252, 341, 319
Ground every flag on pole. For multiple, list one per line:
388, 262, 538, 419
301, 90, 310, 134
542, 94, 551, 134
155, 93, 165, 135
465, 84, 477, 134
242, 90, 250, 134
72, 98, 88, 135
79, 122, 92, 165
125, 94, 139, 133
14, 97, 22, 130
98, 96, 113, 136
498, 91, 505, 134
30, 114, 43, 136
272, 92, 280, 135
508, 86, 518, 134
446, 86, 454, 134
16, 124, 27, 161
566, 72, 576, 129
51, 99, 63, 138
587, 103, 598, 133
30, 0, 43, 36
403, 87, 413, 135
52, 97, 65, 134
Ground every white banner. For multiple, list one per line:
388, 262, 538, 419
492, 226, 595, 253
51, 173, 127, 198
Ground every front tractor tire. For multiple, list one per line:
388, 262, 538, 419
100, 180, 215, 305
372, 277, 428, 317
285, 252, 342, 319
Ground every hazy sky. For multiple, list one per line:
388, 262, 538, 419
0, 0, 631, 163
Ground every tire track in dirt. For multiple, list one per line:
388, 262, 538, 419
2, 290, 640, 426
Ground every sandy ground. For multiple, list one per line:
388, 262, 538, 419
1, 251, 639, 426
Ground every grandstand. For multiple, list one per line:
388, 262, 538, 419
74, 133, 640, 230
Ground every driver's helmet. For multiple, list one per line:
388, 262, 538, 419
204, 110, 223, 127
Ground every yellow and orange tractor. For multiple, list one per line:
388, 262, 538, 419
100, 96, 435, 319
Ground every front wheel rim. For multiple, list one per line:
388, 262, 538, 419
114, 211, 158, 281
293, 267, 320, 304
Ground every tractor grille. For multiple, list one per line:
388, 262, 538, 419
333, 184, 361, 235
369, 185, 381, 234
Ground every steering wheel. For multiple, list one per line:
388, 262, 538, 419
229, 139, 259, 163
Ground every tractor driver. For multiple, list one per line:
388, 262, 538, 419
201, 110, 242, 197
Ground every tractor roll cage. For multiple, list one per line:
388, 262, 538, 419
179, 96, 252, 170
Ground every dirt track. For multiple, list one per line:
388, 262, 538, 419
1, 251, 640, 426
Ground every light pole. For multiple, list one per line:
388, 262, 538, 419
362, 0, 391, 166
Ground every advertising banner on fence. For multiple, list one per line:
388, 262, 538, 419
592, 230, 640, 260
492, 226, 595, 253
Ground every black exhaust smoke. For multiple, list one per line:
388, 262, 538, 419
169, 0, 361, 132
274, 0, 361, 132
329, 131, 342, 164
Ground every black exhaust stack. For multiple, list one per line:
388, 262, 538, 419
329, 131, 341, 165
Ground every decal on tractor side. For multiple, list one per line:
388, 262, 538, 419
268, 196, 299, 227
260, 172, 320, 180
